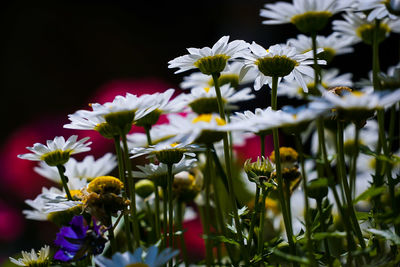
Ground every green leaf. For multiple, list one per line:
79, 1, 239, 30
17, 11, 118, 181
312, 231, 346, 240
353, 186, 386, 204
359, 145, 400, 164
355, 211, 370, 221
272, 249, 309, 264
366, 228, 400, 245
206, 235, 240, 246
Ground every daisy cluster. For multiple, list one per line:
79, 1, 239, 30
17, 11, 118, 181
10, 0, 400, 266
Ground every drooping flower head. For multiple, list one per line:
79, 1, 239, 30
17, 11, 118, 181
353, 0, 399, 21
184, 84, 255, 114
131, 142, 203, 165
241, 43, 324, 92
332, 11, 400, 45
95, 246, 179, 267
287, 33, 354, 62
54, 215, 107, 262
9, 245, 51, 267
168, 36, 249, 75
34, 153, 117, 184
278, 68, 353, 98
260, 0, 348, 33
18, 135, 91, 166
132, 157, 197, 188
180, 62, 258, 90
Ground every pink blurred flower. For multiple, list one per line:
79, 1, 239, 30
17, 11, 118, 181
0, 201, 23, 242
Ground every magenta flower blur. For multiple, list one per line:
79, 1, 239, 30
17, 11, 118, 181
54, 215, 107, 262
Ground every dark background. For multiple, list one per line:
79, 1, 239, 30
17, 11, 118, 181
0, 0, 399, 262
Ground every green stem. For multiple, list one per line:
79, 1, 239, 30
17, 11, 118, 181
372, 20, 381, 92
317, 120, 357, 256
349, 127, 360, 198
146, 201, 155, 242
121, 135, 141, 248
212, 72, 247, 262
204, 148, 213, 267
154, 182, 162, 242
295, 135, 316, 266
260, 134, 266, 157
377, 110, 396, 219
56, 165, 72, 200
106, 215, 117, 254
311, 31, 321, 87
113, 136, 133, 252
317, 200, 332, 266
388, 106, 396, 152
163, 187, 168, 249
177, 202, 189, 267
337, 121, 366, 249
248, 186, 260, 252
145, 126, 153, 146
167, 164, 174, 267
271, 76, 296, 256
257, 186, 268, 257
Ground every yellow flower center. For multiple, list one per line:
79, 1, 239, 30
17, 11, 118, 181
204, 87, 211, 93
351, 91, 364, 97
87, 176, 124, 194
255, 56, 298, 77
194, 54, 230, 75
356, 23, 390, 45
192, 114, 226, 125
290, 11, 333, 33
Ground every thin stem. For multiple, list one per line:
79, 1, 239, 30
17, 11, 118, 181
317, 200, 332, 266
311, 31, 321, 87
295, 135, 316, 266
163, 187, 168, 249
257, 186, 268, 257
145, 126, 153, 146
204, 148, 214, 267
248, 186, 260, 252
113, 136, 133, 252
372, 20, 381, 92
212, 72, 247, 262
154, 182, 162, 242
350, 127, 360, 198
377, 110, 396, 220
177, 202, 189, 267
317, 120, 357, 256
260, 134, 266, 157
121, 135, 141, 247
56, 165, 72, 200
146, 201, 155, 242
167, 164, 174, 267
337, 120, 366, 249
271, 76, 296, 256
106, 215, 117, 254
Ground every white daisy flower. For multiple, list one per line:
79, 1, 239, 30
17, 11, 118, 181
168, 36, 249, 75
18, 135, 91, 166
184, 84, 255, 114
34, 153, 117, 184
180, 62, 258, 90
135, 89, 188, 128
287, 33, 354, 62
241, 42, 325, 92
163, 113, 228, 145
130, 142, 203, 165
133, 157, 197, 188
321, 88, 400, 111
126, 121, 182, 148
278, 68, 353, 98
260, 0, 348, 33
332, 12, 400, 45
356, 0, 399, 21
23, 187, 82, 221
10, 245, 50, 267
225, 104, 329, 135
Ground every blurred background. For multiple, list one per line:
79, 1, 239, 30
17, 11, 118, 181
0, 0, 399, 263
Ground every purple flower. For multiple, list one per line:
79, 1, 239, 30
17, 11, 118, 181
54, 215, 107, 262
